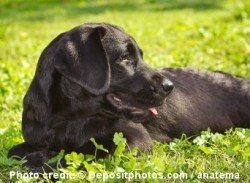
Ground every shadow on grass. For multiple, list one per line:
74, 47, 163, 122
0, 0, 224, 22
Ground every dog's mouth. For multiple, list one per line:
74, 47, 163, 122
106, 93, 159, 117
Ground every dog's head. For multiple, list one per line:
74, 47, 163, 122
52, 23, 173, 122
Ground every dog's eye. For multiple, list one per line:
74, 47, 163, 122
121, 58, 134, 65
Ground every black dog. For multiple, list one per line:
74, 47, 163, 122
8, 23, 250, 170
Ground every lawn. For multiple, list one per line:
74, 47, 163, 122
0, 0, 249, 182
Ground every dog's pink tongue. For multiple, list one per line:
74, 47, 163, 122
149, 108, 158, 115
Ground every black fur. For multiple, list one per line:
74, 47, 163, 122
8, 23, 250, 170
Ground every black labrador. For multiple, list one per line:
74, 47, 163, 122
8, 23, 250, 169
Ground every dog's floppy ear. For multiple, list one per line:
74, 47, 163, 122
55, 26, 110, 95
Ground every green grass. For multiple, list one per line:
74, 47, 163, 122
0, 0, 249, 182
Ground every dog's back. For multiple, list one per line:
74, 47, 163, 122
144, 68, 250, 142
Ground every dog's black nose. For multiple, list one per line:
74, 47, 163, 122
162, 79, 174, 92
